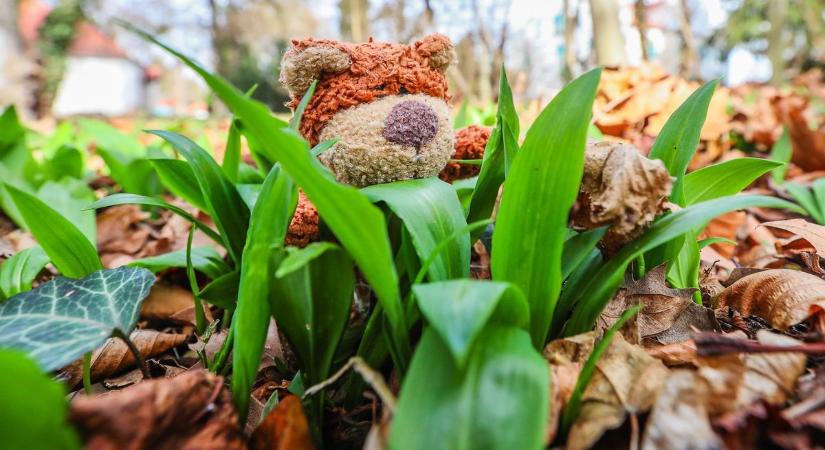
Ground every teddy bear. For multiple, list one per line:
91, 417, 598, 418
279, 34, 489, 246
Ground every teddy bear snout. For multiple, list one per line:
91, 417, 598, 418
382, 100, 439, 149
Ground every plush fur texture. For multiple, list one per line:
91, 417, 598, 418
439, 125, 491, 182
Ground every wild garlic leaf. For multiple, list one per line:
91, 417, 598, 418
0, 266, 155, 371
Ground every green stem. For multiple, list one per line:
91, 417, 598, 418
186, 227, 207, 335
113, 329, 150, 379
211, 321, 235, 374
82, 351, 93, 394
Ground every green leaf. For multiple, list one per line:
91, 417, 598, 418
272, 242, 353, 391
289, 80, 317, 131
0, 267, 155, 371
88, 193, 223, 245
129, 246, 230, 280
648, 80, 719, 205
363, 178, 470, 281
35, 178, 97, 245
232, 165, 297, 421
199, 270, 239, 309
390, 326, 548, 450
413, 280, 528, 367
683, 157, 782, 205
150, 158, 208, 211
148, 130, 250, 264
223, 121, 242, 183
770, 127, 792, 183
97, 147, 161, 197
126, 27, 411, 366
561, 305, 641, 433
5, 184, 101, 279
466, 67, 519, 236
786, 182, 825, 224
0, 349, 82, 450
0, 246, 49, 300
697, 237, 737, 248
491, 68, 601, 347
275, 242, 339, 278
561, 195, 799, 336
562, 227, 607, 279
77, 118, 143, 156
43, 145, 83, 181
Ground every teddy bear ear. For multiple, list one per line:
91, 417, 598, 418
279, 42, 352, 97
414, 33, 456, 72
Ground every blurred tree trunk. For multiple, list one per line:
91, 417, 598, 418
767, 0, 787, 85
634, 0, 648, 61
340, 0, 370, 42
0, 0, 29, 113
562, 0, 578, 82
801, 0, 825, 59
677, 0, 698, 78
589, 0, 625, 66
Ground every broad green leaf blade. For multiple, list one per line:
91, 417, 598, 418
561, 305, 640, 433
276, 241, 340, 278
290, 80, 317, 131
88, 193, 223, 244
272, 243, 353, 387
148, 130, 250, 263
648, 80, 719, 205
5, 184, 101, 279
150, 159, 208, 211
786, 182, 825, 224
770, 128, 792, 184
129, 246, 230, 280
390, 327, 548, 450
683, 157, 783, 205
562, 195, 799, 335
35, 178, 97, 245
0, 246, 49, 300
562, 227, 607, 279
0, 267, 155, 371
412, 280, 528, 366
233, 165, 297, 420
466, 66, 519, 236
199, 270, 239, 309
364, 178, 470, 281
0, 350, 82, 450
666, 232, 701, 300
491, 68, 601, 347
223, 121, 242, 183
126, 27, 411, 365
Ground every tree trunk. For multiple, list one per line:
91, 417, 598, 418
562, 0, 578, 82
634, 0, 648, 61
767, 0, 787, 85
340, 0, 370, 42
589, 0, 625, 67
677, 0, 698, 79
0, 0, 32, 115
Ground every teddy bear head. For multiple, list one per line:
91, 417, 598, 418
280, 34, 457, 187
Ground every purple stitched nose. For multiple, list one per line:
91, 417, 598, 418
383, 100, 439, 148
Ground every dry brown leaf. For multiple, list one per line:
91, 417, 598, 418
645, 340, 698, 367
714, 269, 825, 330
69, 370, 244, 450
60, 329, 188, 388
249, 395, 314, 450
542, 332, 598, 444
566, 333, 668, 450
702, 210, 746, 259
571, 141, 673, 253
140, 283, 198, 324
598, 266, 717, 346
773, 95, 825, 172
763, 218, 825, 256
640, 369, 723, 450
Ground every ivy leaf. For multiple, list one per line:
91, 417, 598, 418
0, 267, 155, 371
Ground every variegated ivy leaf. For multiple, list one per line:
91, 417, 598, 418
0, 267, 155, 371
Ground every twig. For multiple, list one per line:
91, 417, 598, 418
112, 329, 150, 379
303, 357, 397, 413
695, 332, 825, 356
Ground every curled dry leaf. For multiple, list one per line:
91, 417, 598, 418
762, 218, 825, 256
542, 331, 597, 443
641, 370, 723, 450
566, 333, 668, 450
598, 265, 718, 346
714, 269, 825, 330
571, 140, 673, 253
645, 340, 698, 367
140, 283, 198, 324
772, 95, 825, 172
249, 395, 314, 450
69, 370, 245, 450
60, 329, 188, 389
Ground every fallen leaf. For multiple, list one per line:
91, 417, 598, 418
597, 265, 717, 346
249, 394, 314, 450
542, 331, 597, 444
60, 329, 188, 388
763, 218, 825, 256
572, 140, 673, 253
645, 339, 698, 367
641, 369, 723, 450
69, 370, 245, 450
566, 333, 668, 450
714, 269, 825, 330
773, 95, 825, 172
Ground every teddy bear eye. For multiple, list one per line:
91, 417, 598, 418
399, 86, 410, 95
375, 84, 386, 91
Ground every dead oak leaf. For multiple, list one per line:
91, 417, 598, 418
566, 333, 668, 450
543, 332, 598, 444
249, 395, 314, 450
571, 141, 673, 254
714, 269, 825, 330
598, 265, 718, 346
763, 218, 825, 256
